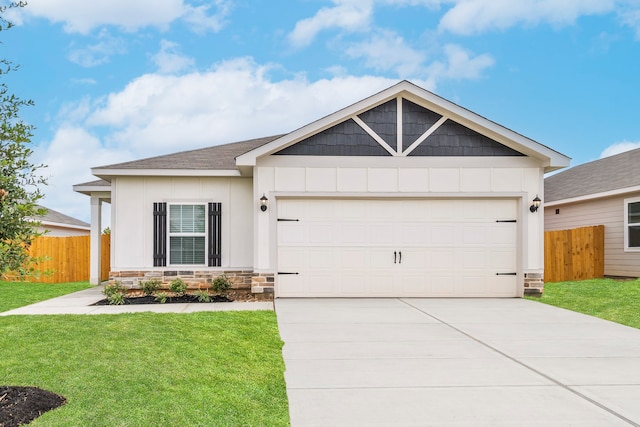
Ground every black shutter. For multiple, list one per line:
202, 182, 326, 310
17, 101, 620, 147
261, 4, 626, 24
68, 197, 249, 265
153, 202, 167, 267
208, 202, 222, 267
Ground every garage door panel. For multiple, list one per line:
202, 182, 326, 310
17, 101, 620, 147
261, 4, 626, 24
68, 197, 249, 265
277, 198, 518, 298
462, 225, 488, 244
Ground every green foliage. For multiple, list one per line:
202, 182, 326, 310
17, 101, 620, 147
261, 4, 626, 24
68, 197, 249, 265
0, 312, 290, 426
102, 281, 126, 305
527, 278, 640, 329
155, 291, 168, 304
194, 289, 211, 303
212, 274, 231, 295
140, 279, 161, 296
0, 3, 47, 279
0, 281, 90, 312
169, 278, 187, 296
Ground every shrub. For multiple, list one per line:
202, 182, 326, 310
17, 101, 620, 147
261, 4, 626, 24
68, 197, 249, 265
155, 292, 168, 304
103, 282, 126, 305
212, 274, 231, 295
169, 278, 188, 296
194, 289, 211, 303
141, 279, 161, 296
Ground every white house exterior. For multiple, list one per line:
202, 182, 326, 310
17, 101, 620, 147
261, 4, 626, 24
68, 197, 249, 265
75, 81, 569, 297
545, 148, 640, 278
36, 206, 90, 237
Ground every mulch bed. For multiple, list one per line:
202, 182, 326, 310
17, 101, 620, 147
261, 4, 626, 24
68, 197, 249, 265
0, 386, 66, 427
92, 294, 232, 305
91, 289, 262, 306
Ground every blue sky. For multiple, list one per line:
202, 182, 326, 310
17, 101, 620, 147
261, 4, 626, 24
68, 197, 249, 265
4, 0, 640, 222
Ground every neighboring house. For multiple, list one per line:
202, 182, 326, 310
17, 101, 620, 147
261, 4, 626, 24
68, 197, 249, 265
74, 81, 569, 297
36, 206, 90, 237
544, 148, 640, 278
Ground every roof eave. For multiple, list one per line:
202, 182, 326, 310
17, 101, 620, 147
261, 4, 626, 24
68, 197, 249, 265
545, 184, 640, 207
91, 168, 242, 179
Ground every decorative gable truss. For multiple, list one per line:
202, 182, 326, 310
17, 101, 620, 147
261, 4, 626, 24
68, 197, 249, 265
275, 97, 524, 157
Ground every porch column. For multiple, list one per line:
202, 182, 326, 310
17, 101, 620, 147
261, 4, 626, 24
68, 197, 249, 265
90, 196, 103, 285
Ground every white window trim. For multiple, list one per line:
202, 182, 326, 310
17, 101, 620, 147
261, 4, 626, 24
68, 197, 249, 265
168, 203, 208, 266
624, 197, 640, 252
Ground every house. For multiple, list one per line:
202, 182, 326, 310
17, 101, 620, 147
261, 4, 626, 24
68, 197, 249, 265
73, 80, 569, 297
37, 206, 90, 237
544, 148, 640, 278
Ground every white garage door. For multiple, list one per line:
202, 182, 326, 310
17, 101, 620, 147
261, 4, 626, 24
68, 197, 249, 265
277, 198, 518, 298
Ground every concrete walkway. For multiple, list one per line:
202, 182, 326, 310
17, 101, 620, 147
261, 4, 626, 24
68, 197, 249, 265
275, 298, 640, 426
0, 285, 273, 315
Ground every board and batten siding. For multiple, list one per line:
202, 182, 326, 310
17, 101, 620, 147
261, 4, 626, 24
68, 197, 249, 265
253, 155, 545, 274
544, 193, 640, 277
111, 176, 253, 270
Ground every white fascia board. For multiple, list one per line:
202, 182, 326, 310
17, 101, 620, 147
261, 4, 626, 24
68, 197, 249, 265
237, 80, 570, 171
41, 221, 91, 231
545, 185, 640, 207
91, 168, 242, 178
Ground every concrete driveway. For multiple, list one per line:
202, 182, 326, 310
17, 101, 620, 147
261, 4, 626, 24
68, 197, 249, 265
275, 298, 640, 426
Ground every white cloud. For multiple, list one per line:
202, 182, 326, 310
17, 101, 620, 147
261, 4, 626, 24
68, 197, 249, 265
85, 58, 401, 156
439, 0, 616, 35
151, 40, 196, 74
20, 0, 230, 34
67, 29, 127, 67
288, 0, 374, 47
34, 126, 131, 222
182, 0, 233, 34
599, 140, 640, 158
345, 30, 427, 78
427, 44, 494, 79
619, 6, 640, 38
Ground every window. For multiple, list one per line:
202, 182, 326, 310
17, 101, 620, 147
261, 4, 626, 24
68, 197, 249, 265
169, 204, 206, 265
153, 202, 221, 267
625, 198, 640, 251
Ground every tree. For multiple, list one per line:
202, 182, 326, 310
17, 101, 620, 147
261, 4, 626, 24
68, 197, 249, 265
0, 2, 47, 279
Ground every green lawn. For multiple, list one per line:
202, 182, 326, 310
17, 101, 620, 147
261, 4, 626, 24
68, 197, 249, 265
527, 278, 640, 329
0, 281, 91, 312
0, 311, 290, 426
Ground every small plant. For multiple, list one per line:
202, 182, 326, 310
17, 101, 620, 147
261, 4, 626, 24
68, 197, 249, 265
212, 274, 231, 295
103, 281, 126, 305
169, 278, 188, 296
155, 292, 168, 304
194, 289, 211, 303
141, 279, 161, 296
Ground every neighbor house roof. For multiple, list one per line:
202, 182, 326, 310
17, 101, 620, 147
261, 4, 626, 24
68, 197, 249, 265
545, 148, 640, 203
38, 206, 90, 230
91, 135, 283, 179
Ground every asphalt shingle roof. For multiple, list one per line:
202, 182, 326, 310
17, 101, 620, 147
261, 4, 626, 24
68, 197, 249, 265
545, 148, 640, 202
95, 135, 283, 171
39, 206, 90, 228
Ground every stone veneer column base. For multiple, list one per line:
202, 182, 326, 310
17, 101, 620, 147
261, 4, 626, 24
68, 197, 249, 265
250, 273, 275, 296
523, 272, 544, 296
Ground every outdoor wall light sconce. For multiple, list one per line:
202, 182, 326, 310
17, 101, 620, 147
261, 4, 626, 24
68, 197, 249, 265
260, 194, 269, 212
529, 195, 541, 213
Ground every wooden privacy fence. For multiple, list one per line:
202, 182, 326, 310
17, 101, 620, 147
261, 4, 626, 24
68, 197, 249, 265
544, 225, 604, 283
27, 235, 111, 283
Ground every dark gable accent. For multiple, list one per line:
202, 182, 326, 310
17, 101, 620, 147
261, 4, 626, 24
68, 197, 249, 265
274, 118, 391, 156
409, 119, 525, 157
357, 99, 397, 147
402, 99, 442, 152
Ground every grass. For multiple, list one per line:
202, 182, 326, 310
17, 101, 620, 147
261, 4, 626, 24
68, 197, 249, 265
0, 311, 290, 426
0, 281, 91, 312
527, 278, 640, 329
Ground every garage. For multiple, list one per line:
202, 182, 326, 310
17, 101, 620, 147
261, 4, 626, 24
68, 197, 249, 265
277, 198, 519, 298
